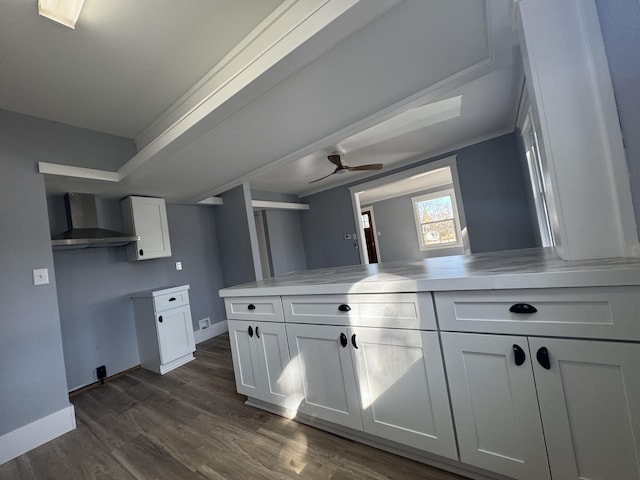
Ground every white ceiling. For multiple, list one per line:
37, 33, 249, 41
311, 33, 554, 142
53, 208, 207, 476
0, 0, 520, 202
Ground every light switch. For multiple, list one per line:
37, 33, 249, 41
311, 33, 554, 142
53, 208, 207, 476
33, 268, 49, 285
175, 261, 182, 271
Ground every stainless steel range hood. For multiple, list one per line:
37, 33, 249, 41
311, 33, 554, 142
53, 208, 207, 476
51, 193, 139, 249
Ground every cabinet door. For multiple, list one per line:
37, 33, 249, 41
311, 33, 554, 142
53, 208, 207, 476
441, 333, 550, 480
128, 196, 171, 260
253, 322, 301, 409
228, 320, 263, 398
156, 305, 195, 365
531, 338, 640, 480
351, 328, 457, 459
286, 323, 363, 430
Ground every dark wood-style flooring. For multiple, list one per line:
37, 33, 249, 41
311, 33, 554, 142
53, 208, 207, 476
0, 334, 469, 480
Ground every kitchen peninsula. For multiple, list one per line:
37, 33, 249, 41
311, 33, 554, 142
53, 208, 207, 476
219, 248, 640, 480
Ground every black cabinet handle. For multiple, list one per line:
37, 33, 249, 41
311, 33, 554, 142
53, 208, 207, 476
248, 326, 254, 338
256, 326, 260, 338
340, 332, 348, 347
513, 344, 526, 366
338, 304, 351, 312
168, 297, 176, 302
158, 315, 163, 323
536, 347, 551, 369
509, 303, 538, 314
351, 334, 358, 349
248, 304, 256, 311
139, 249, 144, 256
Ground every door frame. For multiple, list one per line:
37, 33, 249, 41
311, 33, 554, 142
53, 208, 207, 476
360, 206, 382, 263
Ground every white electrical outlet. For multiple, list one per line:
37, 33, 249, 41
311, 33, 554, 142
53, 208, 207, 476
33, 268, 49, 286
199, 318, 211, 330
175, 261, 182, 271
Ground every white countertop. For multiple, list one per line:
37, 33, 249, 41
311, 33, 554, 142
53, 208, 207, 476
219, 248, 640, 297
130, 284, 190, 298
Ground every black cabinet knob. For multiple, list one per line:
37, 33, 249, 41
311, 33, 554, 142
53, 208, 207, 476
338, 304, 351, 312
509, 303, 538, 314
248, 304, 256, 311
158, 315, 163, 323
256, 326, 260, 338
248, 326, 254, 338
351, 333, 358, 349
168, 297, 176, 302
536, 347, 551, 369
340, 332, 348, 347
513, 344, 526, 366
139, 249, 144, 256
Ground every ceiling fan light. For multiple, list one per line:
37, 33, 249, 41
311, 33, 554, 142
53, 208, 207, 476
38, 0, 85, 29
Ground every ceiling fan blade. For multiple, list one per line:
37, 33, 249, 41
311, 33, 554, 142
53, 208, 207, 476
327, 154, 345, 169
309, 169, 338, 184
346, 163, 383, 171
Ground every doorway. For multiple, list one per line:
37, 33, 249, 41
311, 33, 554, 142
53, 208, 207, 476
360, 207, 380, 263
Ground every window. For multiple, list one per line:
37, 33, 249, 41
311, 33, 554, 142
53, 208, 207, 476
522, 111, 554, 247
411, 188, 462, 250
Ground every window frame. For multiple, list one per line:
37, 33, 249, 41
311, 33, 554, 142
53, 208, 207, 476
411, 187, 463, 251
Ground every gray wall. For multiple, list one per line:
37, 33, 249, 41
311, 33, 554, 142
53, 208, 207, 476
300, 187, 361, 269
251, 189, 300, 203
596, 0, 640, 237
0, 110, 126, 436
456, 133, 539, 253
264, 210, 308, 275
216, 185, 257, 287
300, 133, 539, 268
50, 200, 226, 390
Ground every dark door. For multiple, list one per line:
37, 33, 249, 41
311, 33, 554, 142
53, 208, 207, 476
361, 210, 378, 263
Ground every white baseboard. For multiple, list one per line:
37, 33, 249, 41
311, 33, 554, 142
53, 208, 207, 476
0, 404, 76, 465
194, 320, 228, 344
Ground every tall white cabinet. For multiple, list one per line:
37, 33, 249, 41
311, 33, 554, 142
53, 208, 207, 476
131, 285, 196, 374
121, 196, 172, 261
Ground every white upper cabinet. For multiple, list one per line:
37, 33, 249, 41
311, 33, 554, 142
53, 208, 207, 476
121, 196, 172, 261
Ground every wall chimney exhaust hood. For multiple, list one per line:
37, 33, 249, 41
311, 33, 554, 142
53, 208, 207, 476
51, 193, 139, 249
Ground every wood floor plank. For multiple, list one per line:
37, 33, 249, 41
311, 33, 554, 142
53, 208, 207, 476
0, 334, 470, 480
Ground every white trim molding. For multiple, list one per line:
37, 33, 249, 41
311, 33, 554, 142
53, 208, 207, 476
516, 0, 639, 259
194, 320, 228, 344
0, 404, 76, 465
38, 162, 120, 182
251, 200, 310, 211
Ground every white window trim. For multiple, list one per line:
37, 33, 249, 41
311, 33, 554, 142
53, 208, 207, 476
411, 187, 463, 251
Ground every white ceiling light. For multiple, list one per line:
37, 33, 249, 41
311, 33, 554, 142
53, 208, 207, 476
38, 0, 85, 29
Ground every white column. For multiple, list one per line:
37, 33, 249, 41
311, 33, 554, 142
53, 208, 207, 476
516, 0, 638, 259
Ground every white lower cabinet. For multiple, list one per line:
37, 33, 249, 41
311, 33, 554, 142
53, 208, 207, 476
285, 323, 364, 430
286, 323, 457, 459
442, 332, 640, 480
441, 333, 550, 480
132, 285, 196, 375
227, 319, 300, 410
530, 337, 640, 480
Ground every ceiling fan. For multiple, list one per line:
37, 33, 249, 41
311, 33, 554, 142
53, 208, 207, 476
309, 154, 383, 183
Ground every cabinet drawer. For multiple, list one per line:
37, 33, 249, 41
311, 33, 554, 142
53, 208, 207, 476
225, 296, 284, 322
435, 286, 640, 340
154, 289, 189, 311
282, 293, 436, 330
